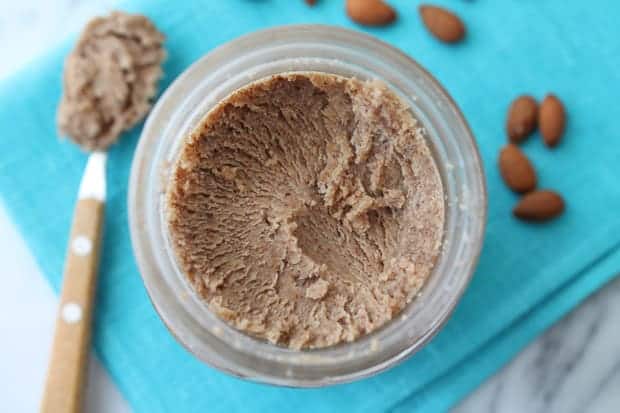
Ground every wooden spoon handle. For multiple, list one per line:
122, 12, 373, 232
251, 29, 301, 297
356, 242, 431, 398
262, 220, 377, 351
40, 198, 104, 413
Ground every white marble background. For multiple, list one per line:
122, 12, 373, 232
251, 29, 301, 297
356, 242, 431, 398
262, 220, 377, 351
0, 1, 618, 412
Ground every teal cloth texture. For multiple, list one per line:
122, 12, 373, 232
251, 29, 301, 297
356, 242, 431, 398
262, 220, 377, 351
1, 1, 619, 412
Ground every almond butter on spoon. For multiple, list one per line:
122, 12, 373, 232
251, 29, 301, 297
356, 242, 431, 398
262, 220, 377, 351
42, 11, 165, 413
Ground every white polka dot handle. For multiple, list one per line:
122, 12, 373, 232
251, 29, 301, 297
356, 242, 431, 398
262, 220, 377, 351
41, 198, 104, 413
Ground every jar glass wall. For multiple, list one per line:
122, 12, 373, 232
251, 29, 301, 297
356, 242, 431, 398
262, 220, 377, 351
128, 25, 486, 387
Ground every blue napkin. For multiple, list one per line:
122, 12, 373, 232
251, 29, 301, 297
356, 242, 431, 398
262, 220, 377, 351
1, 1, 619, 411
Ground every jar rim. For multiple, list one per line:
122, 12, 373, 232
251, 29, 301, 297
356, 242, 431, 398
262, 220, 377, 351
129, 24, 487, 387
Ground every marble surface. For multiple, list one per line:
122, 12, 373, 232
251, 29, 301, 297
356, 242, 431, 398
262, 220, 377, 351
454, 276, 620, 413
0, 1, 618, 412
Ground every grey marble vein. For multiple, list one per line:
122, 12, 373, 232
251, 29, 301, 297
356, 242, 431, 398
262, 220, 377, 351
454, 276, 620, 413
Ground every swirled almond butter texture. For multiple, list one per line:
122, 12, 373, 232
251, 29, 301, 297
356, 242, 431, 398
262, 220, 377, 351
57, 11, 166, 151
166, 73, 445, 349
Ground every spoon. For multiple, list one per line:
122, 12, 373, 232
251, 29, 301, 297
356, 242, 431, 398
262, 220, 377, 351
38, 12, 165, 412
40, 150, 107, 413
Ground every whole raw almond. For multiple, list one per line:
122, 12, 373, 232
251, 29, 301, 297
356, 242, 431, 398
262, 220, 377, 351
499, 144, 537, 193
305, 0, 316, 5
419, 5, 466, 43
346, 0, 397, 26
506, 95, 538, 143
539, 94, 566, 147
514, 190, 565, 221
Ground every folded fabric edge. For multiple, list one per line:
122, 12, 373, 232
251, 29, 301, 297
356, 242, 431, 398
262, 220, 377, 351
389, 247, 620, 413
378, 223, 620, 407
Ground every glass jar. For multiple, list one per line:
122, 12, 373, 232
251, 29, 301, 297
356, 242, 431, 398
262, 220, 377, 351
128, 25, 487, 387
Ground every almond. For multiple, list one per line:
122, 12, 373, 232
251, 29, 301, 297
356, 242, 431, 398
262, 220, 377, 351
499, 144, 537, 193
419, 5, 466, 43
506, 95, 538, 143
346, 0, 397, 26
304, 0, 316, 5
539, 94, 566, 147
513, 190, 565, 221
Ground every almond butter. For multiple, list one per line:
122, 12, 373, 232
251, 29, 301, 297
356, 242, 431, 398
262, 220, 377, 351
499, 144, 537, 193
513, 190, 565, 221
506, 95, 538, 143
539, 94, 566, 147
346, 0, 397, 26
419, 5, 466, 43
